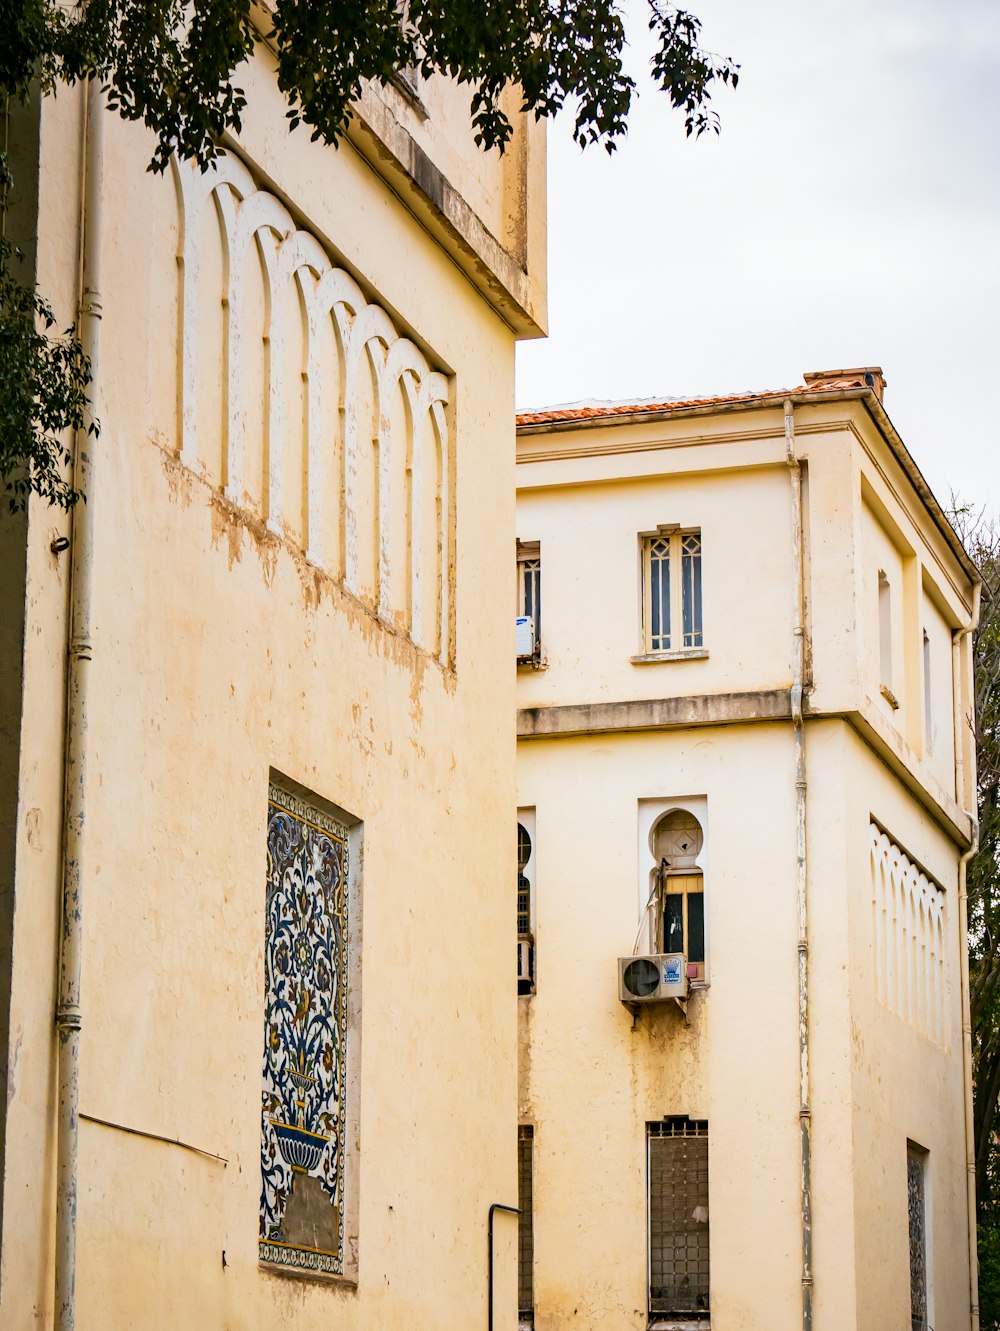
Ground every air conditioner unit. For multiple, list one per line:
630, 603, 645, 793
517, 938, 534, 984
618, 953, 688, 1004
515, 615, 536, 660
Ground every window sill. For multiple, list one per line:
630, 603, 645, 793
648, 1322, 710, 1330
631, 649, 709, 665
517, 656, 548, 671
388, 73, 430, 121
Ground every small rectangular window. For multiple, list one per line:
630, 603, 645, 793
517, 542, 542, 654
878, 569, 895, 697
518, 1126, 534, 1326
648, 1118, 710, 1321
923, 629, 933, 753
658, 872, 705, 981
908, 1144, 929, 1331
642, 528, 703, 653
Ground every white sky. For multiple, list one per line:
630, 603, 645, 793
515, 0, 1000, 511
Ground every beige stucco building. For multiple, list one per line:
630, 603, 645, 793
514, 370, 980, 1331
0, 34, 544, 1330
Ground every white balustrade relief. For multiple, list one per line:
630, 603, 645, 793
173, 151, 453, 663
870, 823, 946, 1046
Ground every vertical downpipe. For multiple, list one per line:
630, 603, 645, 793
954, 585, 982, 1331
785, 400, 812, 1331
55, 77, 104, 1331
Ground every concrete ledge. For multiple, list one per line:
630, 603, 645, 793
347, 89, 546, 339
516, 690, 976, 849
248, 2, 546, 339
517, 689, 791, 739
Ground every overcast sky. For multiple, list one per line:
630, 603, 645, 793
515, 0, 1000, 511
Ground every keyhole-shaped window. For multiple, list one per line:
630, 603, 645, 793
652, 811, 705, 979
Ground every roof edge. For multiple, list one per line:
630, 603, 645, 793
516, 386, 979, 589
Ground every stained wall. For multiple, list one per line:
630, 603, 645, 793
515, 394, 977, 1330
0, 37, 542, 1330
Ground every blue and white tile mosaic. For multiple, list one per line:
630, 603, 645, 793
260, 784, 349, 1275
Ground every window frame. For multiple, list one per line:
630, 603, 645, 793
922, 627, 933, 754
647, 1117, 711, 1325
638, 526, 705, 659
639, 800, 709, 986
517, 540, 542, 662
518, 1125, 535, 1327
658, 871, 705, 982
878, 568, 900, 710
517, 809, 537, 995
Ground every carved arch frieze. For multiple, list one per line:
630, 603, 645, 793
173, 152, 453, 665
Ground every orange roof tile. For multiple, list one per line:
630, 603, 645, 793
515, 374, 876, 428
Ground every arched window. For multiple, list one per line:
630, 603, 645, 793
517, 816, 536, 994
651, 810, 705, 981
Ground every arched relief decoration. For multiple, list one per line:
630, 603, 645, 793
870, 823, 946, 1047
173, 151, 454, 666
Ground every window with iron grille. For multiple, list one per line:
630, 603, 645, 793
641, 528, 703, 653
908, 1144, 929, 1331
517, 542, 542, 654
648, 1118, 710, 1322
518, 1126, 534, 1325
517, 813, 536, 995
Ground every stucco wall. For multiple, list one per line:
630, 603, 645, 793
514, 395, 976, 1330
516, 455, 796, 709
0, 46, 531, 1329
517, 723, 804, 1330
516, 723, 972, 1331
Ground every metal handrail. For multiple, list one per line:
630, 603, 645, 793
487, 1201, 520, 1331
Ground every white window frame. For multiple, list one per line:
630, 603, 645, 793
637, 797, 709, 985
517, 808, 537, 995
637, 526, 705, 661
517, 541, 542, 661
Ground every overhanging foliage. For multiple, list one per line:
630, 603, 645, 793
0, 0, 737, 510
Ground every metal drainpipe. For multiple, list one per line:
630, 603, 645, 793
55, 77, 104, 1331
784, 400, 813, 1331
954, 583, 982, 1331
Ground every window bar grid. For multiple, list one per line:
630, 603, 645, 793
522, 558, 541, 646
518, 1126, 534, 1323
648, 1119, 710, 1321
648, 537, 671, 651
681, 533, 703, 648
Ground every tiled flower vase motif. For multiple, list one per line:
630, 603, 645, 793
260, 784, 349, 1275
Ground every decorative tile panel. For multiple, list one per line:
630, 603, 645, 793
260, 784, 349, 1275
907, 1148, 927, 1330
